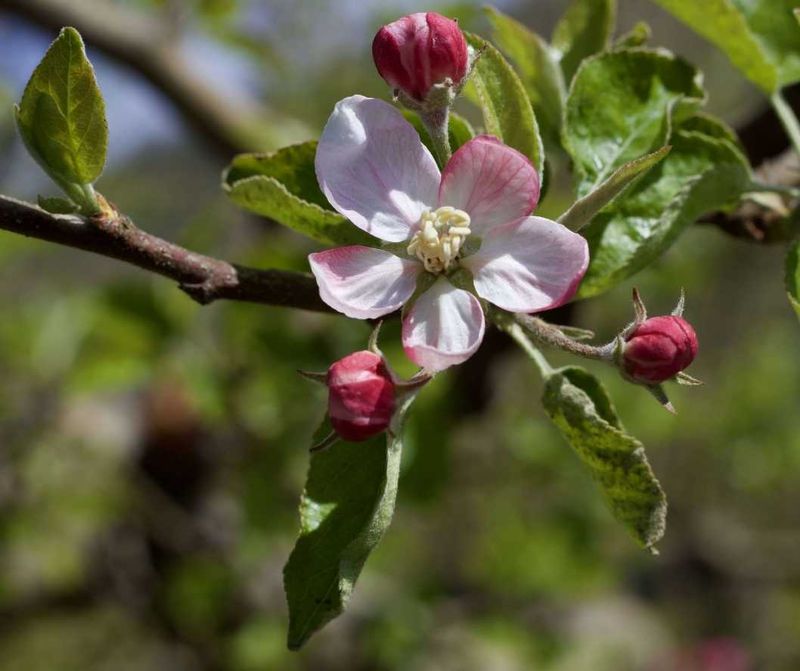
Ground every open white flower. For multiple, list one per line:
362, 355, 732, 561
309, 95, 589, 371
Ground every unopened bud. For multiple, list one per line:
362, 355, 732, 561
372, 12, 468, 103
623, 316, 698, 384
327, 350, 395, 442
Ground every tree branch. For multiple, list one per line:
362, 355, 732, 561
0, 0, 258, 159
0, 195, 330, 312
698, 149, 799, 243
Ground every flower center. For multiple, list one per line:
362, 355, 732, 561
406, 206, 471, 273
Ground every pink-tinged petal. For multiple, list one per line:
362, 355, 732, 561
316, 95, 440, 242
309, 246, 421, 319
438, 135, 540, 234
462, 216, 589, 313
402, 278, 485, 371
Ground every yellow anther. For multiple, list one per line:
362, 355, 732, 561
407, 206, 471, 273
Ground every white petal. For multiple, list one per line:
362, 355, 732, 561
309, 246, 421, 319
402, 278, 485, 371
438, 135, 539, 234
462, 216, 589, 313
315, 95, 440, 242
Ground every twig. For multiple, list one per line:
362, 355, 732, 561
698, 149, 800, 243
0, 0, 255, 159
0, 195, 330, 312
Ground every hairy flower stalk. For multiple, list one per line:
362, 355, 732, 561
507, 312, 616, 362
420, 106, 453, 165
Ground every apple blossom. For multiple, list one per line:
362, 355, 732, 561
309, 95, 589, 371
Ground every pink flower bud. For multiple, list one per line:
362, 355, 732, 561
372, 12, 469, 102
623, 315, 698, 384
327, 350, 395, 442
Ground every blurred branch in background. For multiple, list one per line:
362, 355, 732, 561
700, 149, 800, 243
738, 85, 800, 167
707, 84, 800, 243
0, 0, 260, 159
0, 195, 327, 311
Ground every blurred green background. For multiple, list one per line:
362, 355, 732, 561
0, 1, 797, 669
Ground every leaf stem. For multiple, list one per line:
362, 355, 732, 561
79, 183, 102, 215
771, 91, 800, 157
57, 181, 102, 216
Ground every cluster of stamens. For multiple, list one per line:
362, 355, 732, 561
406, 206, 471, 273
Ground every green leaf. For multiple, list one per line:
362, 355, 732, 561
613, 21, 652, 49
463, 31, 545, 174
225, 177, 374, 247
578, 127, 751, 297
729, 0, 800, 88
15, 27, 107, 190
552, 0, 616, 82
786, 238, 800, 318
650, 0, 786, 92
678, 112, 744, 150
542, 366, 667, 551
564, 49, 705, 199
37, 195, 79, 214
223, 142, 376, 247
283, 399, 415, 649
402, 110, 475, 162
446, 113, 477, 152
225, 142, 329, 209
485, 7, 566, 151
558, 146, 671, 231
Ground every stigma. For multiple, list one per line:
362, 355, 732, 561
407, 206, 471, 273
